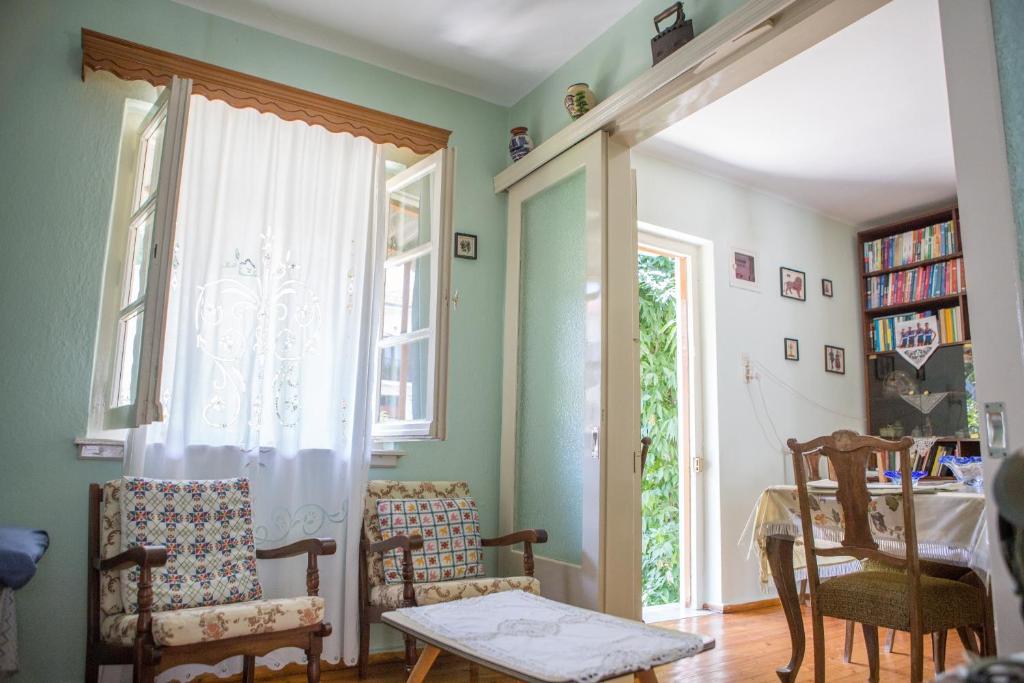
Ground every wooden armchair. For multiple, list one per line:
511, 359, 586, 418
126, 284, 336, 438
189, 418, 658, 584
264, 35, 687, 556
789, 431, 989, 683
358, 480, 547, 677
86, 479, 336, 683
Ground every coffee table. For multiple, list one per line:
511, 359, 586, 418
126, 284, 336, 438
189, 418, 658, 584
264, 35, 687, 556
381, 590, 714, 683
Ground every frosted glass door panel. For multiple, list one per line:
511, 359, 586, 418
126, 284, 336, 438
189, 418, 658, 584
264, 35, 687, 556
515, 170, 586, 565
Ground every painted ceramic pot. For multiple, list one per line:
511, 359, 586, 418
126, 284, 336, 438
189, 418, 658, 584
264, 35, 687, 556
509, 127, 534, 161
564, 83, 597, 120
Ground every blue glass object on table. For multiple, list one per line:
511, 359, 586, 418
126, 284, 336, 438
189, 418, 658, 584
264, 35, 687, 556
938, 455, 984, 490
883, 470, 928, 485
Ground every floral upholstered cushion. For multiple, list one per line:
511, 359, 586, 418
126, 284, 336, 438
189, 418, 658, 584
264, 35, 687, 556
100, 480, 126, 619
119, 477, 262, 613
377, 497, 484, 584
100, 596, 324, 646
369, 576, 539, 609
363, 481, 472, 589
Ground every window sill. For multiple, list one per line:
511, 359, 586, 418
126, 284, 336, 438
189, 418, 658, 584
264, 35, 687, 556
370, 448, 406, 468
75, 437, 125, 461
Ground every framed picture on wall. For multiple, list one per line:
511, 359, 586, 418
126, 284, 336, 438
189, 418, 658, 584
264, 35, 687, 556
825, 345, 846, 374
784, 338, 800, 361
780, 267, 806, 301
822, 278, 834, 297
454, 232, 478, 260
729, 247, 759, 291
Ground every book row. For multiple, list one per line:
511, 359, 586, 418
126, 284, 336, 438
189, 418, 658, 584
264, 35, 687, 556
869, 306, 965, 352
865, 258, 965, 310
863, 220, 958, 273
877, 445, 955, 477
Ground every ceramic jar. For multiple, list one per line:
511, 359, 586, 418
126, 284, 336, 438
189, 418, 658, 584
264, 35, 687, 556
564, 83, 597, 120
509, 127, 534, 161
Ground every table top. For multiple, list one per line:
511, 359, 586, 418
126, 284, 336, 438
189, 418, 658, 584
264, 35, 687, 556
382, 590, 714, 683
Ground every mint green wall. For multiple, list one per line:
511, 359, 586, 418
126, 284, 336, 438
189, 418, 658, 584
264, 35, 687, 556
507, 0, 745, 145
0, 1, 507, 680
991, 0, 1024, 285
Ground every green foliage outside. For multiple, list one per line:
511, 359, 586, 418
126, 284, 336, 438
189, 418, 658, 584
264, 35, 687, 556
639, 253, 681, 606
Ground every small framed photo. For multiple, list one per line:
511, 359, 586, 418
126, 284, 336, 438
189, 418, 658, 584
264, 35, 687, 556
729, 247, 759, 291
825, 345, 846, 374
780, 267, 806, 301
454, 232, 477, 260
784, 338, 800, 361
821, 278, 834, 298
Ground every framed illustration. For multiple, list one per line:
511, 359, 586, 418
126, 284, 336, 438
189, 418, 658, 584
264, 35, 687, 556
454, 232, 477, 260
779, 267, 806, 301
825, 345, 846, 374
821, 278, 834, 297
729, 247, 759, 291
784, 338, 800, 361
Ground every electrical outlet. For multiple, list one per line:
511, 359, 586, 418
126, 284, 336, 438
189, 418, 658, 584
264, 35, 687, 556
741, 353, 754, 383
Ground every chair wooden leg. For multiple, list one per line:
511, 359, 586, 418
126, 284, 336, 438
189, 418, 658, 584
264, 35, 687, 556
469, 660, 480, 683
306, 630, 323, 682
843, 621, 855, 663
404, 633, 418, 671
242, 654, 256, 683
84, 654, 100, 683
932, 631, 947, 674
799, 579, 808, 605
910, 630, 924, 683
863, 624, 880, 683
885, 628, 896, 653
358, 617, 370, 678
956, 626, 978, 654
812, 613, 826, 683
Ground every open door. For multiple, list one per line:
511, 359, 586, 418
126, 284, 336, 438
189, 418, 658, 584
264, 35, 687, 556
498, 131, 639, 616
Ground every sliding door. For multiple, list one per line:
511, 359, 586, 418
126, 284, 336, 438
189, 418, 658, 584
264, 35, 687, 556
499, 132, 639, 615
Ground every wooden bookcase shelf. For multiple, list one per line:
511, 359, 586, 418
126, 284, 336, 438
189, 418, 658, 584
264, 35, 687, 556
857, 205, 979, 480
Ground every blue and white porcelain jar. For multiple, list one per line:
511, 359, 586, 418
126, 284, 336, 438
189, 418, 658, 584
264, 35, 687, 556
509, 127, 534, 162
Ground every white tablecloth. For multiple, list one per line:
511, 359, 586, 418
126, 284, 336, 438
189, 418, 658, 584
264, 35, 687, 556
387, 590, 707, 683
743, 485, 989, 587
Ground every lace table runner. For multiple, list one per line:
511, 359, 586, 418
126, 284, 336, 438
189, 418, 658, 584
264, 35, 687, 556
389, 590, 707, 683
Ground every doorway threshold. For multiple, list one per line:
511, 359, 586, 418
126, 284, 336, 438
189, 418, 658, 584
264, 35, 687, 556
643, 602, 711, 623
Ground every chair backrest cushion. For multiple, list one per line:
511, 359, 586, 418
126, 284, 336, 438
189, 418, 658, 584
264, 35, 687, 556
363, 481, 475, 588
118, 476, 263, 613
377, 497, 484, 584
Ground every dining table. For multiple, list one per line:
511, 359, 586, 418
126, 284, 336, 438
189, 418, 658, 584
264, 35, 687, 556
743, 483, 988, 682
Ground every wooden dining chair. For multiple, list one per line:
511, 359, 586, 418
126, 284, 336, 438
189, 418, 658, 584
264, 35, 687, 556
789, 431, 990, 683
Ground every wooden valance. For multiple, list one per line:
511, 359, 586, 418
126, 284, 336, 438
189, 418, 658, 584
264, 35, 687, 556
81, 29, 451, 154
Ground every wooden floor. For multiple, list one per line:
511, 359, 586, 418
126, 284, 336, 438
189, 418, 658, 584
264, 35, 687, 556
246, 604, 968, 682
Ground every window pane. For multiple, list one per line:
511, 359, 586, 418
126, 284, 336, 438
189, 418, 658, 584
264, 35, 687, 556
376, 338, 430, 424
386, 174, 432, 256
112, 308, 144, 407
123, 210, 155, 306
382, 253, 432, 337
136, 115, 165, 209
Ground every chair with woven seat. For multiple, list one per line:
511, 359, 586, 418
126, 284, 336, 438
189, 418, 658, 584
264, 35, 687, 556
86, 477, 336, 683
789, 431, 990, 683
357, 480, 547, 677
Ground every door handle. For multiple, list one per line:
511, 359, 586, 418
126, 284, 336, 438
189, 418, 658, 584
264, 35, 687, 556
592, 428, 600, 459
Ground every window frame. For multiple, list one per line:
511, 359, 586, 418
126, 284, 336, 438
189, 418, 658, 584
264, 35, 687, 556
371, 147, 454, 441
89, 76, 192, 434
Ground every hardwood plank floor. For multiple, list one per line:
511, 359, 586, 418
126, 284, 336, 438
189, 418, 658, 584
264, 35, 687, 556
198, 605, 969, 682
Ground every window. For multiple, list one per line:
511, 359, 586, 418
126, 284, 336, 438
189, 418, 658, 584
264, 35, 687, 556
372, 148, 454, 440
88, 77, 191, 434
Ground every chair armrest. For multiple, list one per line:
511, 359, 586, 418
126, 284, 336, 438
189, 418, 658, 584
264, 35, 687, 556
480, 529, 548, 547
365, 534, 424, 555
94, 545, 168, 572
256, 537, 337, 598
256, 537, 337, 560
481, 529, 548, 578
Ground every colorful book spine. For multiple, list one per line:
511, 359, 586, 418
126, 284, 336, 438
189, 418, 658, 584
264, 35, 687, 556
868, 306, 965, 352
862, 220, 957, 273
865, 258, 965, 310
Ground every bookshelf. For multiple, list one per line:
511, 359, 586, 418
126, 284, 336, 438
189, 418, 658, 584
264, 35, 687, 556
857, 206, 980, 480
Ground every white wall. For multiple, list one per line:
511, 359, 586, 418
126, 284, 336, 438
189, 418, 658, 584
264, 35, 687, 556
633, 152, 867, 606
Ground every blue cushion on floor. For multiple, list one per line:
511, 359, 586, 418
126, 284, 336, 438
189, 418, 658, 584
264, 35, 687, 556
0, 528, 49, 589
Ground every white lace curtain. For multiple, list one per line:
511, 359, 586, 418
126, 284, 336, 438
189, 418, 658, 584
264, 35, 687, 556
118, 94, 381, 681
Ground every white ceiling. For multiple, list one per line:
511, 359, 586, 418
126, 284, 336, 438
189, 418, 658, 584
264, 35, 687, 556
172, 0, 641, 106
635, 0, 955, 227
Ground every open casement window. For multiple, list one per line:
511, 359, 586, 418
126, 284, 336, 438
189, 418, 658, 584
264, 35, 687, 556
98, 77, 192, 431
372, 148, 454, 441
